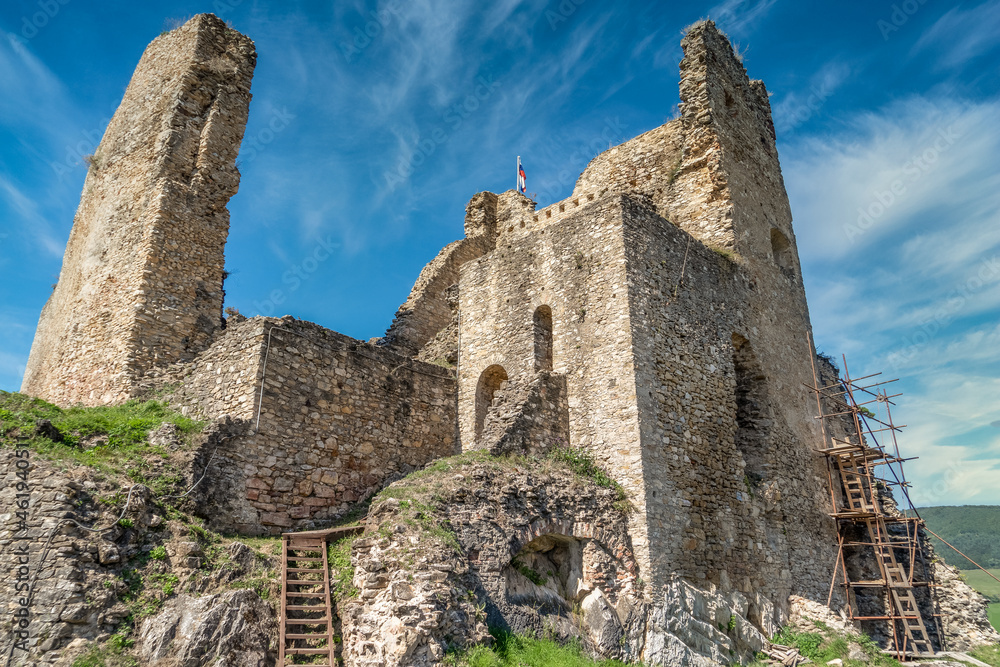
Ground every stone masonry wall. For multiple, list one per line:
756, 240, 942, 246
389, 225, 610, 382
22, 14, 255, 407
170, 317, 459, 534
621, 197, 837, 617
459, 194, 652, 576
381, 192, 499, 358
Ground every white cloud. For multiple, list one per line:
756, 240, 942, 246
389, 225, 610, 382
912, 0, 1000, 69
791, 93, 1000, 506
786, 95, 1000, 262
772, 60, 851, 135
706, 0, 777, 38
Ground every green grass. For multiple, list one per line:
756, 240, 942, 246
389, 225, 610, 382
771, 627, 900, 667
910, 506, 1000, 570
70, 641, 139, 667
0, 390, 203, 493
444, 631, 641, 667
546, 447, 629, 508
328, 535, 359, 600
971, 644, 1000, 667
989, 605, 1000, 633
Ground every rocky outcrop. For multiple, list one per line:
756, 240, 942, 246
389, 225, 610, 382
0, 441, 279, 666
340, 454, 773, 666
933, 561, 1000, 651
137, 589, 277, 666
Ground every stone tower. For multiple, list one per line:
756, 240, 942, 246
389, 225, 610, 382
22, 14, 255, 406
455, 20, 835, 622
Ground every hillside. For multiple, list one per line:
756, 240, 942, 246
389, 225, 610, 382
913, 506, 1000, 569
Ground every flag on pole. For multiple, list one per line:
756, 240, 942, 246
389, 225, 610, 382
517, 156, 526, 194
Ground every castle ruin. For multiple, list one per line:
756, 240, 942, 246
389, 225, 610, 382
19, 14, 987, 665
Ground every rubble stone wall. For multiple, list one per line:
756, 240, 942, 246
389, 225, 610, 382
173, 317, 459, 534
21, 15, 255, 406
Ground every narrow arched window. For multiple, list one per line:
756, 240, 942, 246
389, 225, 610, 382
533, 306, 553, 372
475, 365, 508, 441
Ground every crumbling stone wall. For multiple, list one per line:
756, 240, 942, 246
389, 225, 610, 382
457, 20, 837, 624
341, 455, 771, 667
479, 370, 570, 457
170, 317, 459, 534
381, 192, 500, 358
22, 15, 255, 407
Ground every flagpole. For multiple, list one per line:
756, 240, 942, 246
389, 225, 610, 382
516, 155, 520, 192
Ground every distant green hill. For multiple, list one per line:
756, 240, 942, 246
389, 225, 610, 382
910, 505, 1000, 570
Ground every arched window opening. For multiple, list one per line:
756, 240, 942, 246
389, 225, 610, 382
533, 306, 553, 371
732, 334, 771, 482
770, 228, 795, 275
475, 365, 508, 441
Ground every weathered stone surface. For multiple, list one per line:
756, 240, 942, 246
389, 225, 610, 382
342, 456, 771, 667
137, 589, 276, 666
169, 317, 459, 534
931, 560, 1000, 650
22, 14, 256, 407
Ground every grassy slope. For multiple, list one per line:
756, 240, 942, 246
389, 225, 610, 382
0, 390, 203, 494
914, 506, 1000, 570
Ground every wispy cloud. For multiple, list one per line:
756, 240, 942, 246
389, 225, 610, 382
772, 60, 852, 135
911, 0, 1000, 70
706, 0, 776, 37
790, 93, 1000, 505
786, 95, 1000, 261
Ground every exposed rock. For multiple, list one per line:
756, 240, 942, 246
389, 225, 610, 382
932, 560, 1000, 650
137, 589, 277, 666
341, 456, 772, 667
787, 595, 859, 636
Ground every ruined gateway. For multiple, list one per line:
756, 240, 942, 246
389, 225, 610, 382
15, 13, 998, 667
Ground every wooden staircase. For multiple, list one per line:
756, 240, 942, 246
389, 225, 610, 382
278, 526, 364, 666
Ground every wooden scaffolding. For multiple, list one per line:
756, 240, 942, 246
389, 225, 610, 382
811, 358, 944, 660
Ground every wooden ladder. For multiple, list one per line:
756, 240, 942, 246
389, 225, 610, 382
278, 526, 364, 666
831, 447, 934, 657
867, 519, 934, 657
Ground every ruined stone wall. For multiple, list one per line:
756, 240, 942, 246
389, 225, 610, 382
479, 370, 570, 457
167, 316, 267, 421
381, 192, 499, 359
458, 194, 652, 575
172, 317, 458, 534
21, 14, 254, 406
620, 197, 837, 619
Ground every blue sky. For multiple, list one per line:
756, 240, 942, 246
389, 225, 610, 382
1, 0, 998, 506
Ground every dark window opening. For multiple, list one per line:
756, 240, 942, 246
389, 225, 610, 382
533, 306, 553, 372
